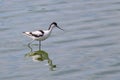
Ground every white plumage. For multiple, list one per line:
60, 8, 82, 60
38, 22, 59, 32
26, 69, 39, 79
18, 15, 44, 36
23, 30, 49, 41
23, 22, 63, 51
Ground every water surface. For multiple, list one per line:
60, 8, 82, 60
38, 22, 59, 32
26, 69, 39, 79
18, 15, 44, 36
0, 0, 120, 80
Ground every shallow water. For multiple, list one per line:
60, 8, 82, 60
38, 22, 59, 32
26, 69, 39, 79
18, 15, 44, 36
0, 0, 120, 80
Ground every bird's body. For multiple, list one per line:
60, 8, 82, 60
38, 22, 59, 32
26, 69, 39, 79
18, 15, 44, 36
23, 22, 63, 51
23, 29, 51, 41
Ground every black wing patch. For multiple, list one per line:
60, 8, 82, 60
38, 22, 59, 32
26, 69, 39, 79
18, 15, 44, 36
29, 30, 44, 37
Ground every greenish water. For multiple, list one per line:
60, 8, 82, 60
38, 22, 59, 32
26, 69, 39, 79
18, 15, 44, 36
0, 0, 120, 80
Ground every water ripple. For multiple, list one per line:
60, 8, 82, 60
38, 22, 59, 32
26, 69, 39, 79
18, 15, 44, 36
0, 0, 120, 80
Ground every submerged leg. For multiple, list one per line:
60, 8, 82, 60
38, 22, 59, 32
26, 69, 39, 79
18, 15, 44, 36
28, 40, 34, 52
39, 41, 41, 51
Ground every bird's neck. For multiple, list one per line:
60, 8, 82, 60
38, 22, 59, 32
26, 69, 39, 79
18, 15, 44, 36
48, 25, 54, 31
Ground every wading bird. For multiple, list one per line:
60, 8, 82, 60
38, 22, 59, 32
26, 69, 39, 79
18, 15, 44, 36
23, 22, 64, 51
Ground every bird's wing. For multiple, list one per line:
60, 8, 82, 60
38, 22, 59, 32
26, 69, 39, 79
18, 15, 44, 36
30, 30, 44, 37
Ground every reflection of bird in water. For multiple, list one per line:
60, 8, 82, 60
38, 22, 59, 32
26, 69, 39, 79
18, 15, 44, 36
25, 50, 56, 71
32, 55, 41, 62
23, 22, 64, 50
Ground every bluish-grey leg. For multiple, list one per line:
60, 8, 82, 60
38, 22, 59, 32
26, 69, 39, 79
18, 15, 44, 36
28, 40, 34, 52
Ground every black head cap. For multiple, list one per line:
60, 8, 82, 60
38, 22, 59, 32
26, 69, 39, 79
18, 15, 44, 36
51, 22, 57, 26
49, 22, 64, 31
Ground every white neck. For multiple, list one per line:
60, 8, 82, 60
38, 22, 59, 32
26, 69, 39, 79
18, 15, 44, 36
48, 24, 55, 31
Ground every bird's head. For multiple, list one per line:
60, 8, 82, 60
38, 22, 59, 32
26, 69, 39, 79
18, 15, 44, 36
50, 22, 64, 31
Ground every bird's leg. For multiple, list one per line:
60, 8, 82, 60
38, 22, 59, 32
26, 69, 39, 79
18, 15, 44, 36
39, 41, 41, 51
28, 40, 34, 52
